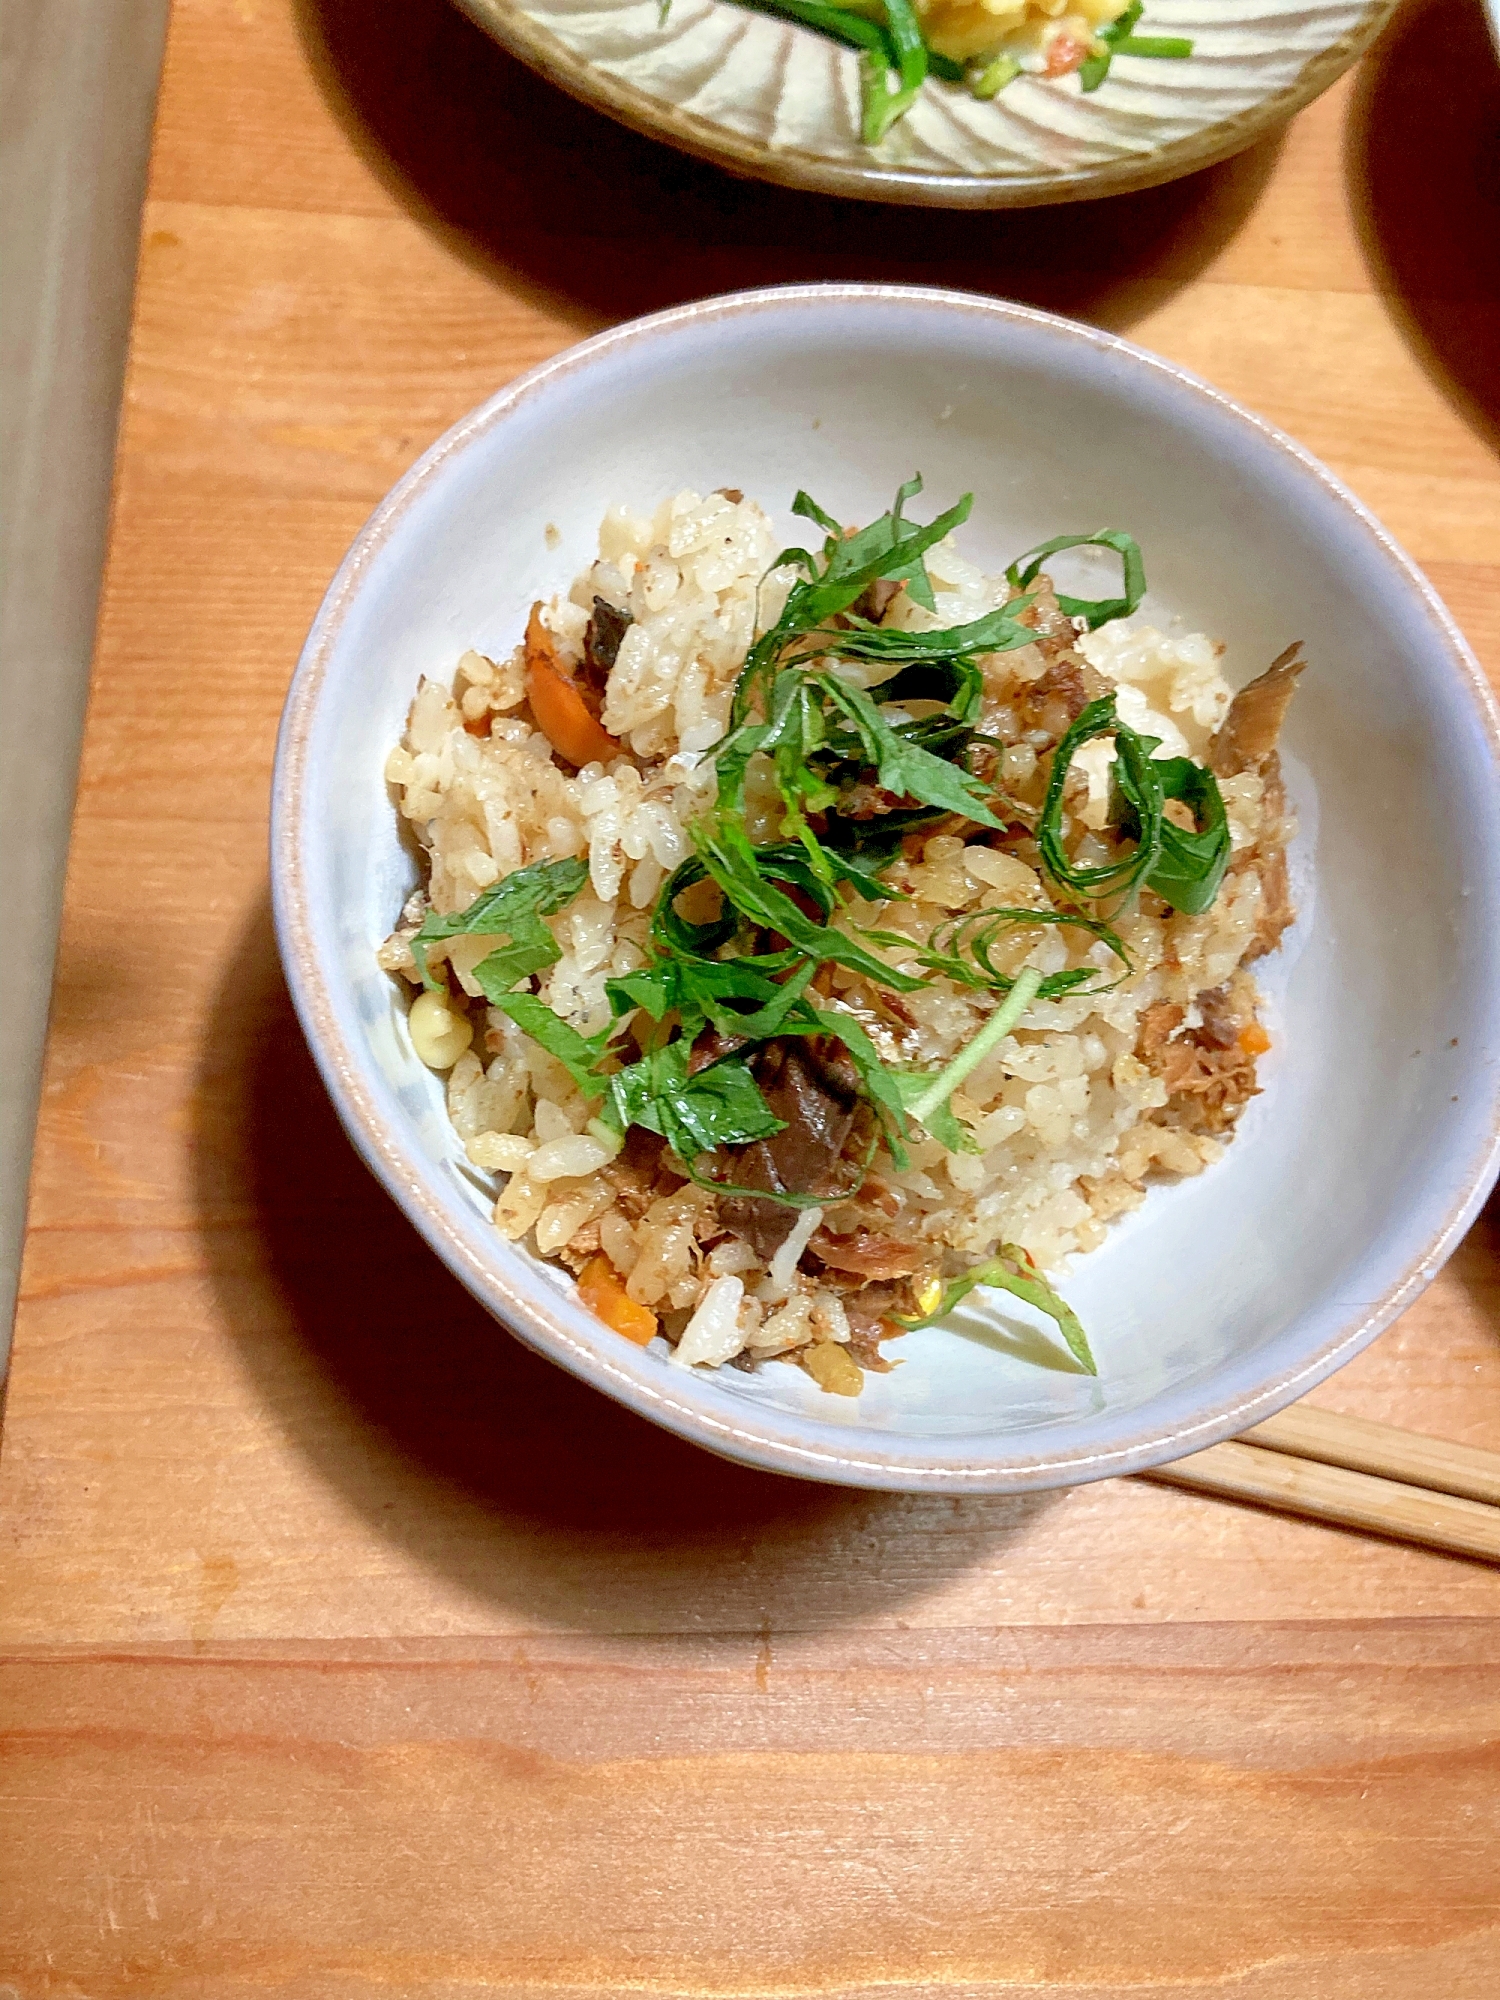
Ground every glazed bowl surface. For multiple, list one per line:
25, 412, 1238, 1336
272, 283, 1500, 1491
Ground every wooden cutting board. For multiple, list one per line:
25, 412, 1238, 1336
4, 0, 1499, 1990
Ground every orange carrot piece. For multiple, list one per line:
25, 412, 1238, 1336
524, 604, 622, 768
577, 1253, 657, 1347
1044, 32, 1093, 78
1238, 1022, 1272, 1056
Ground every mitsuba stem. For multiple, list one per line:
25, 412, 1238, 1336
904, 963, 1044, 1127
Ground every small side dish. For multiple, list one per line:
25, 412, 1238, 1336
380, 480, 1301, 1397
674, 0, 1191, 144
457, 0, 1401, 208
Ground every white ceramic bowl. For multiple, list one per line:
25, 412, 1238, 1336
272, 285, 1500, 1492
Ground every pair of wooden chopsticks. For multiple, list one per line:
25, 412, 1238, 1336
1140, 1405, 1500, 1562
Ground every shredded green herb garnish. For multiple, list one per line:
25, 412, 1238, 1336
860, 904, 1131, 999
411, 855, 590, 993
412, 475, 1233, 1361
896, 1239, 1098, 1374
1036, 693, 1230, 916
1006, 530, 1146, 632
670, 1, 1193, 139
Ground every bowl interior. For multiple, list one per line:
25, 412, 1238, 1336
280, 291, 1500, 1485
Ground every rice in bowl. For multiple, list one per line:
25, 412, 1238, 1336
378, 483, 1299, 1395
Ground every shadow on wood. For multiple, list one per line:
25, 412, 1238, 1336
1346, 0, 1500, 453
1449, 1184, 1500, 1347
295, 0, 1282, 333
190, 898, 1060, 1629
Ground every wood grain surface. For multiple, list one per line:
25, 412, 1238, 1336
3, 0, 1500, 1990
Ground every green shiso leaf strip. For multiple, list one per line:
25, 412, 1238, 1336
729, 474, 973, 733
1104, 707, 1230, 916
895, 1241, 1097, 1375
808, 601, 1037, 668
785, 476, 961, 622
1005, 529, 1145, 631
618, 1032, 909, 1200
485, 958, 797, 1151
1036, 696, 1149, 901
646, 856, 742, 962
417, 858, 865, 1170
862, 904, 1131, 999
1136, 751, 1231, 915
867, 654, 985, 726
488, 993, 612, 1100
711, 486, 1045, 898
815, 674, 1005, 829
1038, 693, 1231, 917
884, 0, 928, 79
409, 855, 590, 993
691, 819, 927, 993
603, 1039, 787, 1159
692, 1008, 917, 1184
609, 844, 930, 1180
805, 1006, 913, 1168
608, 953, 821, 1041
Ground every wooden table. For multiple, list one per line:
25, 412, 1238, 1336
5, 0, 1500, 1990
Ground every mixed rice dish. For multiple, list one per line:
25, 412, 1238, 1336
379, 479, 1301, 1396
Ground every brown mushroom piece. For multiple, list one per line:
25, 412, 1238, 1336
581, 596, 633, 699
1209, 643, 1305, 779
717, 1038, 868, 1259
1210, 642, 1306, 960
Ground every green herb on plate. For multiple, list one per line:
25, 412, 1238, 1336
683, 1, 1194, 139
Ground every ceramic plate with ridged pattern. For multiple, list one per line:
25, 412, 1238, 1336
455, 0, 1398, 206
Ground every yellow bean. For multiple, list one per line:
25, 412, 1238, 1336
408, 989, 473, 1070
801, 1341, 863, 1398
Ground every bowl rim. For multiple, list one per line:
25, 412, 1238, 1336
271, 281, 1500, 1492
451, 0, 1402, 210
